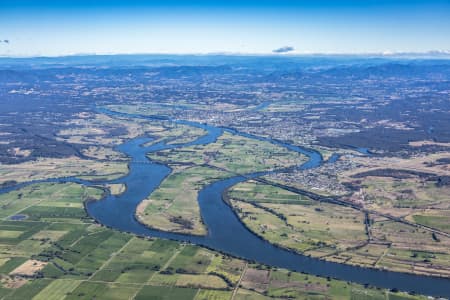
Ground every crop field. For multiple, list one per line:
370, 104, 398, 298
234, 200, 367, 253
153, 124, 207, 146
342, 172, 450, 241
137, 166, 230, 235
229, 180, 311, 205
57, 112, 168, 147
0, 183, 103, 220
0, 156, 128, 186
229, 181, 367, 255
33, 279, 81, 300
340, 152, 450, 214
411, 212, 450, 232
235, 265, 425, 300
349, 176, 450, 210
369, 217, 450, 276
0, 181, 424, 299
148, 132, 306, 174
227, 180, 450, 277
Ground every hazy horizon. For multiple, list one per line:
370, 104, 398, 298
2, 49, 450, 58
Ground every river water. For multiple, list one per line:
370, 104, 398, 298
1, 108, 449, 297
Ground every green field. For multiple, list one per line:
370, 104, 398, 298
33, 279, 81, 300
148, 131, 306, 174
228, 178, 450, 277
228, 181, 368, 257
412, 213, 450, 232
137, 166, 231, 235
229, 180, 312, 205
0, 183, 103, 220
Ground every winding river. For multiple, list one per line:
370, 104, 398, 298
1, 108, 450, 297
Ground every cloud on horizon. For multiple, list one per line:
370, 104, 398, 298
0, 40, 10, 44
273, 46, 294, 53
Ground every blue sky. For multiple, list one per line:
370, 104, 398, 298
0, 0, 449, 56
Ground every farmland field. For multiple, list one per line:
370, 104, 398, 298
0, 180, 425, 299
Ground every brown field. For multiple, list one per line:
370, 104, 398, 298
241, 268, 270, 293
9, 260, 48, 277
105, 183, 127, 195
339, 152, 450, 231
0, 156, 128, 185
57, 112, 168, 146
409, 140, 450, 147
341, 152, 450, 178
1, 276, 28, 289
